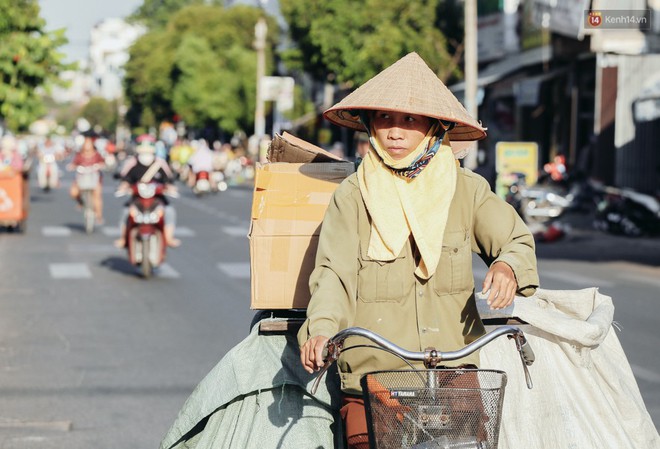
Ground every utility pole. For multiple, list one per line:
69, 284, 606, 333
254, 17, 267, 139
463, 0, 479, 170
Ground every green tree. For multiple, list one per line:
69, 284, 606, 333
280, 0, 459, 86
81, 97, 118, 133
0, 0, 70, 131
124, 4, 276, 134
130, 0, 209, 29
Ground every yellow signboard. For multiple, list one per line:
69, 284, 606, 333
495, 142, 539, 199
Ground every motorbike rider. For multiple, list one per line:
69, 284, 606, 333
36, 136, 63, 190
0, 135, 24, 173
187, 139, 215, 189
67, 136, 106, 224
113, 139, 181, 248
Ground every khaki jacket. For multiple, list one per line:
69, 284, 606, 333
298, 168, 539, 395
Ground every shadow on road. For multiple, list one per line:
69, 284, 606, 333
63, 222, 89, 234
100, 256, 141, 277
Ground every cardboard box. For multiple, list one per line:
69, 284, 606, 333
267, 132, 343, 163
249, 136, 354, 309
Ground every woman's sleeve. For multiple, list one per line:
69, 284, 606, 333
297, 182, 360, 345
471, 175, 539, 296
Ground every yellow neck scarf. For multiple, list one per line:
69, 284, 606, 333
357, 132, 457, 279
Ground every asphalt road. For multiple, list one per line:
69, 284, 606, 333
0, 168, 657, 448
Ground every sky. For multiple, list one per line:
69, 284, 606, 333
38, 0, 144, 63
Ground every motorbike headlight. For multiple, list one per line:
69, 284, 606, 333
137, 183, 157, 199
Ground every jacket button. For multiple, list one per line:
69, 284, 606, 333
453, 248, 458, 253
418, 291, 423, 297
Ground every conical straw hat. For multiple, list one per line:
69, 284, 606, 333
324, 52, 486, 141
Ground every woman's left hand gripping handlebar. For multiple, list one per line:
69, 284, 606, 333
300, 335, 330, 374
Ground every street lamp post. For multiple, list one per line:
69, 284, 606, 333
464, 0, 479, 169
254, 17, 267, 139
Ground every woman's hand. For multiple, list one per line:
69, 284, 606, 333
482, 261, 518, 310
300, 335, 329, 374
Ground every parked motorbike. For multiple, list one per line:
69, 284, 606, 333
503, 172, 573, 224
37, 153, 59, 192
115, 182, 178, 278
75, 165, 101, 234
593, 186, 660, 237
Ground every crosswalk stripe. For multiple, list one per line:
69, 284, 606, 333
67, 244, 120, 253
217, 262, 250, 279
540, 270, 614, 288
157, 263, 181, 279
222, 226, 249, 237
49, 263, 92, 279
102, 226, 195, 237
102, 226, 121, 237
175, 226, 195, 237
42, 226, 72, 237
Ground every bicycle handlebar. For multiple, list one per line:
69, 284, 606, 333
310, 325, 534, 394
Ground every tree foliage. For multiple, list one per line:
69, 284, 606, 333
124, 4, 276, 134
129, 0, 221, 30
82, 97, 118, 134
279, 0, 460, 87
0, 0, 70, 131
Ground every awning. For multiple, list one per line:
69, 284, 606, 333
450, 45, 553, 95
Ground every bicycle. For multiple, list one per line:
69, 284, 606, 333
75, 165, 101, 234
312, 325, 534, 449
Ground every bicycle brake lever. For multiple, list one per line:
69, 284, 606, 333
310, 340, 341, 395
509, 333, 534, 389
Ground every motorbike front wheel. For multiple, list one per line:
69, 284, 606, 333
141, 238, 152, 279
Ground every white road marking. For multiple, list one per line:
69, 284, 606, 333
174, 226, 195, 237
102, 226, 121, 237
67, 244, 120, 253
102, 226, 195, 237
616, 272, 660, 289
157, 263, 180, 279
50, 263, 92, 279
217, 262, 251, 279
0, 420, 72, 431
42, 226, 72, 237
538, 270, 615, 288
222, 226, 249, 237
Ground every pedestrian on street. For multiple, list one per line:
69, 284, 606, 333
297, 52, 539, 449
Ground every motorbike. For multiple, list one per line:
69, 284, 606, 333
115, 182, 178, 278
503, 172, 573, 224
37, 153, 59, 192
593, 186, 660, 237
211, 170, 228, 192
75, 165, 101, 234
192, 170, 211, 196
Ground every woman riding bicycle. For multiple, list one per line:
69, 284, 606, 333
297, 52, 539, 449
68, 136, 105, 225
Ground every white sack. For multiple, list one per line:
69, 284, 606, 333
478, 287, 659, 449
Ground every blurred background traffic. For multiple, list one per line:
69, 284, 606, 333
1, 0, 659, 239
0, 1, 658, 448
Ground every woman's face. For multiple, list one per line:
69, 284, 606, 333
371, 110, 432, 160
82, 138, 95, 153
